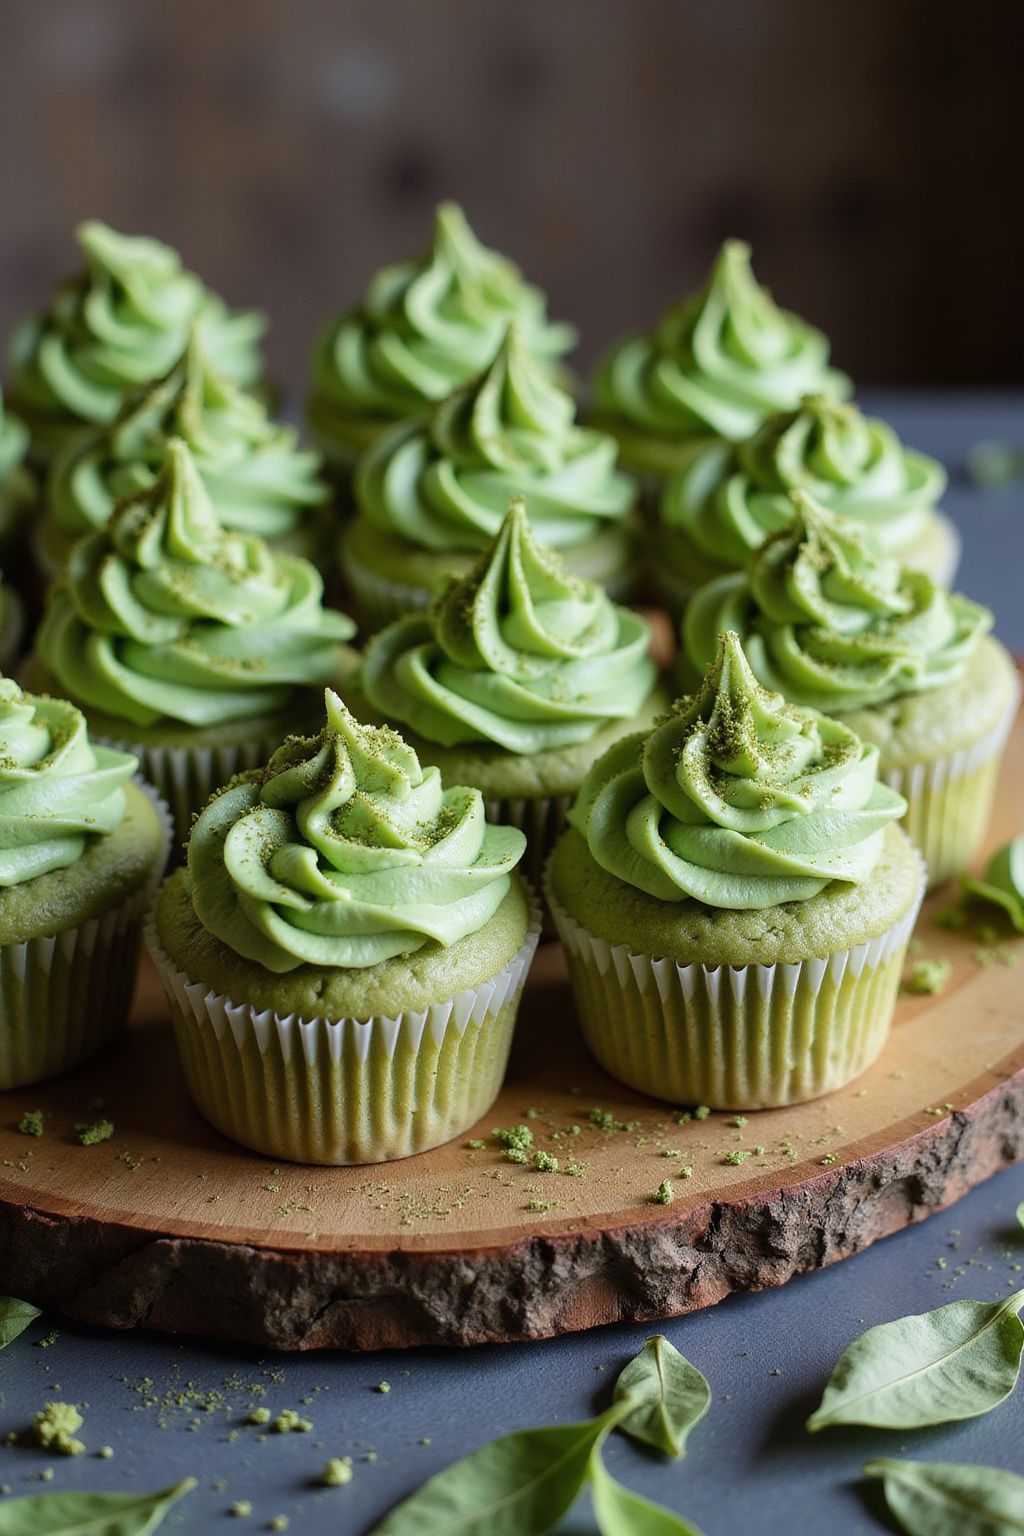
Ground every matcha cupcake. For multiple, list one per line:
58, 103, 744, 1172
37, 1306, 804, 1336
342, 326, 640, 628
31, 439, 357, 842
654, 393, 959, 616
38, 331, 330, 577
147, 689, 539, 1164
358, 499, 663, 886
0, 678, 170, 1089
7, 221, 265, 464
681, 495, 1020, 887
592, 240, 850, 479
0, 391, 36, 553
547, 632, 920, 1109
307, 201, 575, 476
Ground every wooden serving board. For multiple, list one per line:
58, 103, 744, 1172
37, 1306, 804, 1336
0, 707, 1021, 1354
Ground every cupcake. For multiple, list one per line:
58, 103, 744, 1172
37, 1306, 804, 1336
341, 326, 640, 628
39, 330, 329, 577
591, 240, 850, 479
0, 677, 170, 1089
358, 499, 663, 886
0, 391, 36, 553
31, 439, 357, 842
307, 201, 575, 476
653, 393, 959, 617
147, 689, 539, 1164
7, 221, 265, 463
547, 632, 920, 1109
681, 494, 1020, 887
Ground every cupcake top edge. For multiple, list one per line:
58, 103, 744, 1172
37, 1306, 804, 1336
569, 628, 906, 911
186, 685, 527, 972
361, 496, 656, 755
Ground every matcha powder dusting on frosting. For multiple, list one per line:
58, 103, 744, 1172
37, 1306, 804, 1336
361, 497, 656, 753
570, 630, 906, 909
682, 490, 991, 711
186, 688, 527, 971
36, 438, 355, 729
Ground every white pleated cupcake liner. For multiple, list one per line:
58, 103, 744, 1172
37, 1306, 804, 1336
544, 849, 925, 1110
96, 729, 297, 853
145, 885, 542, 1165
486, 793, 573, 899
0, 778, 173, 1090
881, 678, 1021, 889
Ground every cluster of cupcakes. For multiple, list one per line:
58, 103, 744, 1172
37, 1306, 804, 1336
0, 209, 1017, 1166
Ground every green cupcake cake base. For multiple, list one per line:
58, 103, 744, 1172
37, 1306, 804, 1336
149, 873, 540, 1165
546, 824, 923, 1110
838, 636, 1020, 889
0, 781, 171, 1090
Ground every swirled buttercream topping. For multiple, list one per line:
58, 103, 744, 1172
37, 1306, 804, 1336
355, 325, 634, 552
309, 202, 575, 442
682, 493, 990, 712
186, 688, 526, 970
594, 240, 849, 445
569, 630, 905, 909
7, 222, 265, 440
0, 677, 136, 887
0, 397, 30, 489
662, 393, 946, 568
362, 499, 656, 752
36, 438, 355, 729
47, 331, 327, 553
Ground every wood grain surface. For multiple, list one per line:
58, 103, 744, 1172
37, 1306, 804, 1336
0, 702, 1020, 1352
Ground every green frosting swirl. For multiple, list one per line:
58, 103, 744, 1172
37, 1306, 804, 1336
662, 393, 946, 569
682, 493, 990, 713
46, 332, 327, 563
593, 240, 849, 448
570, 631, 906, 909
308, 203, 575, 459
0, 677, 137, 887
36, 438, 356, 730
355, 325, 634, 553
8, 222, 265, 448
187, 688, 526, 971
0, 394, 35, 539
962, 837, 1024, 933
362, 499, 656, 752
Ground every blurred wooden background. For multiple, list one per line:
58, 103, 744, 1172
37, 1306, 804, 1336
0, 0, 1021, 398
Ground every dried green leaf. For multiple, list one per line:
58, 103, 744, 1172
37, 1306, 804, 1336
865, 1457, 1024, 1535
590, 1448, 704, 1535
0, 1297, 41, 1350
808, 1289, 1024, 1430
613, 1336, 710, 1458
0, 1476, 195, 1534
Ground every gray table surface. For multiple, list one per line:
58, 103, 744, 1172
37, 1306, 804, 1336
1, 392, 1022, 1536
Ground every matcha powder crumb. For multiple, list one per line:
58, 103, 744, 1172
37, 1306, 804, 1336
74, 1118, 114, 1146
32, 1402, 85, 1456
270, 1409, 311, 1433
17, 1109, 44, 1137
904, 957, 954, 995
322, 1457, 354, 1487
653, 1180, 674, 1205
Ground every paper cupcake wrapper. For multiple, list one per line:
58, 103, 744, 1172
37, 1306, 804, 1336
882, 680, 1020, 889
97, 729, 294, 853
0, 780, 173, 1091
545, 853, 924, 1110
145, 888, 542, 1165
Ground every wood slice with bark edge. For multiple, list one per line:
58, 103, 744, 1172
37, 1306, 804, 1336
0, 679, 1020, 1353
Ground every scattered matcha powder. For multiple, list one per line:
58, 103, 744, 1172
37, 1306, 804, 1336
17, 1109, 44, 1137
32, 1402, 85, 1456
229, 1501, 253, 1517
532, 1150, 558, 1174
322, 1457, 353, 1487
270, 1409, 311, 1434
693, 1105, 711, 1121
724, 1150, 749, 1167
904, 957, 953, 995
729, 1115, 748, 1129
269, 1519, 289, 1532
375, 1381, 391, 1395
74, 1119, 114, 1146
652, 1180, 674, 1205
246, 1407, 272, 1426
